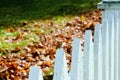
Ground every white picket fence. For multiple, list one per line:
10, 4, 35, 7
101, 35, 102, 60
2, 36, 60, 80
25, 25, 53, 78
28, 1, 120, 80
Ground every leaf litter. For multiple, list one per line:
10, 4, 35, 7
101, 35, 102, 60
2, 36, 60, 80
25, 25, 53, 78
0, 10, 101, 80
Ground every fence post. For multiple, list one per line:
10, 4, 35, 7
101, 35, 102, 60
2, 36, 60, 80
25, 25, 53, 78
109, 13, 115, 80
98, 1, 120, 80
28, 66, 43, 80
53, 49, 70, 80
114, 10, 119, 80
105, 10, 115, 80
118, 10, 120, 80
102, 11, 109, 80
69, 38, 83, 80
98, 0, 120, 10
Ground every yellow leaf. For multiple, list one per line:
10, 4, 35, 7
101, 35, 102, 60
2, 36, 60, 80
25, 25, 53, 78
35, 25, 39, 30
81, 15, 85, 21
7, 27, 15, 32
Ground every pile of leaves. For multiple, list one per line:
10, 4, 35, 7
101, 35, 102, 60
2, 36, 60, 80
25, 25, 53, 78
0, 10, 101, 80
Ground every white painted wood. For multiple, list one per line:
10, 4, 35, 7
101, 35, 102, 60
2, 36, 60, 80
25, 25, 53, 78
83, 32, 89, 80
97, 26, 103, 80
113, 11, 119, 80
53, 49, 70, 80
28, 66, 43, 80
102, 10, 109, 80
107, 10, 112, 80
111, 14, 115, 80
84, 30, 94, 80
94, 24, 99, 80
101, 10, 107, 80
69, 38, 83, 80
107, 10, 115, 80
94, 23, 103, 80
118, 10, 120, 80
115, 11, 119, 80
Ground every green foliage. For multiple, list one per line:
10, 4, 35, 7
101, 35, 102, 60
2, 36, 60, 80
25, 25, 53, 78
0, 0, 100, 26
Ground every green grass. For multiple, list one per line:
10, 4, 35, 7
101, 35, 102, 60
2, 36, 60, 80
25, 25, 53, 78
0, 0, 101, 55
0, 0, 100, 26
0, 15, 72, 55
0, 26, 40, 55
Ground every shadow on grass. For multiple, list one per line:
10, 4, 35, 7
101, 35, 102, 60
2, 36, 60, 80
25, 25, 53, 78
0, 0, 100, 26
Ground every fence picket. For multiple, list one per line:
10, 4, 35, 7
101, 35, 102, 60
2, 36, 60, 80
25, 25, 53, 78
94, 23, 102, 80
115, 11, 119, 80
69, 38, 83, 80
84, 30, 94, 80
28, 66, 43, 80
101, 10, 107, 80
53, 49, 69, 80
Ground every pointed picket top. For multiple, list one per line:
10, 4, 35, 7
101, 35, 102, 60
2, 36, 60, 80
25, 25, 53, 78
28, 66, 43, 80
83, 30, 94, 80
69, 38, 83, 80
53, 49, 69, 80
94, 23, 103, 80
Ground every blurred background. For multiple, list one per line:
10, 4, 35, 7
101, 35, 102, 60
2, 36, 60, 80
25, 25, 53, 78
0, 0, 100, 26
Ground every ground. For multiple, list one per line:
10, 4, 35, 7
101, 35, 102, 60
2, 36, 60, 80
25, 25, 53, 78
0, 0, 101, 80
